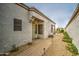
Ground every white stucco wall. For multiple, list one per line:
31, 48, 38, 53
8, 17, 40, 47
44, 19, 55, 38
0, 4, 55, 52
66, 12, 79, 51
30, 11, 55, 38
0, 4, 32, 52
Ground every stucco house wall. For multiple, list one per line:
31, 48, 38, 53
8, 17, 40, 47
30, 8, 55, 38
66, 5, 79, 51
66, 12, 79, 50
0, 3, 32, 52
0, 3, 55, 52
44, 19, 55, 38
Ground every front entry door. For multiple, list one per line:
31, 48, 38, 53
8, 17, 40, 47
32, 24, 43, 39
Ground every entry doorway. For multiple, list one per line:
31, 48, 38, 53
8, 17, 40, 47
32, 24, 44, 39
32, 17, 44, 39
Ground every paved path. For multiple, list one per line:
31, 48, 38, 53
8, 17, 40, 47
10, 33, 72, 56
10, 38, 52, 56
45, 33, 72, 56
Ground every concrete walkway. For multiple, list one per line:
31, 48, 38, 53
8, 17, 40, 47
45, 33, 72, 56
10, 33, 72, 56
10, 38, 52, 56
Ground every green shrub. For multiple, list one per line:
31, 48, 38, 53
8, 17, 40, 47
63, 32, 78, 55
60, 29, 64, 33
56, 28, 64, 33
63, 32, 72, 43
66, 43, 78, 55
63, 38, 72, 43
63, 31, 78, 55
63, 32, 70, 38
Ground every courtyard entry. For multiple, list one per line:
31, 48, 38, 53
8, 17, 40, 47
32, 16, 44, 39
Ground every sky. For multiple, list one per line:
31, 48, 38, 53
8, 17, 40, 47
26, 3, 77, 28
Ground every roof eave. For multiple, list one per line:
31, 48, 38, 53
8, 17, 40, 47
30, 7, 56, 24
65, 4, 79, 29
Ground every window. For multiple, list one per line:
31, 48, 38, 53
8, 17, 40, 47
38, 24, 43, 34
14, 18, 22, 31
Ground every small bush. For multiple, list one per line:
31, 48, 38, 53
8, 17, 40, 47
66, 43, 78, 55
63, 38, 72, 43
63, 32, 72, 43
63, 31, 78, 55
63, 32, 70, 38
56, 28, 64, 33
60, 29, 64, 33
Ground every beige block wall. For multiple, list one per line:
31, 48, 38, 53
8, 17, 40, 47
0, 4, 32, 52
0, 3, 55, 52
30, 11, 55, 39
44, 19, 55, 38
66, 12, 79, 51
